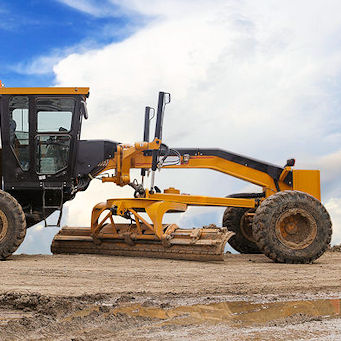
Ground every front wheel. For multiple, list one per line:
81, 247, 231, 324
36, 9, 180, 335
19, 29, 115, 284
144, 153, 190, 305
252, 190, 332, 263
0, 190, 26, 259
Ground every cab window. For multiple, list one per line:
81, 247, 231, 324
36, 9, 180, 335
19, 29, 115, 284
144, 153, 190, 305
35, 97, 74, 174
37, 98, 74, 132
36, 135, 71, 174
9, 96, 30, 171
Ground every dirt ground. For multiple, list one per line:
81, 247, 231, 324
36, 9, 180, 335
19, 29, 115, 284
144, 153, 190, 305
0, 252, 341, 340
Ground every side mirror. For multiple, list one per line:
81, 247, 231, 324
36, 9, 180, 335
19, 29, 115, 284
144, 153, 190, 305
81, 101, 88, 120
285, 158, 295, 167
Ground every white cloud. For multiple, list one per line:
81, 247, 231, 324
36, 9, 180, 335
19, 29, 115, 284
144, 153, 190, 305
14, 54, 63, 75
317, 150, 341, 186
53, 1, 341, 157
16, 224, 60, 255
17, 0, 341, 251
325, 198, 341, 245
56, 0, 124, 18
33, 224, 44, 232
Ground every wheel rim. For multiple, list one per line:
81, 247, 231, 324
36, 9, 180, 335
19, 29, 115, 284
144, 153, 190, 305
0, 210, 8, 242
275, 208, 317, 250
240, 212, 255, 243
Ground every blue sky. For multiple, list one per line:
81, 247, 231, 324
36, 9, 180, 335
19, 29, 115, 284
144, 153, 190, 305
0, 0, 142, 87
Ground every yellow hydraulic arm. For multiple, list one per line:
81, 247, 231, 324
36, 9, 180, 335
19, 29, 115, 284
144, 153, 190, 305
99, 138, 320, 202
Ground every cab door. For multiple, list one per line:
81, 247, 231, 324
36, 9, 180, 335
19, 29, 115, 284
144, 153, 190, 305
34, 96, 75, 182
1, 94, 32, 189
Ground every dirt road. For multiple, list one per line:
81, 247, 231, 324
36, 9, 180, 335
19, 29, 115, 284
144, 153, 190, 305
0, 252, 341, 340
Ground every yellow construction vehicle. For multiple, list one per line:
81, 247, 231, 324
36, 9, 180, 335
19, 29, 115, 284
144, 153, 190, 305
0, 84, 332, 262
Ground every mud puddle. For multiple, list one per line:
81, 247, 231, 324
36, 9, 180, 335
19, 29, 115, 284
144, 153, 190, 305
64, 297, 341, 327
1, 293, 341, 340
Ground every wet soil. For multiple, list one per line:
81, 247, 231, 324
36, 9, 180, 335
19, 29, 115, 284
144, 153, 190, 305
0, 252, 341, 340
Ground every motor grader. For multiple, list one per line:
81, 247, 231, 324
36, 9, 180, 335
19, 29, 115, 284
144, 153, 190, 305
0, 83, 332, 262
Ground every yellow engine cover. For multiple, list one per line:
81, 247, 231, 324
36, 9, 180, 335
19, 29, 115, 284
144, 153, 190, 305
293, 169, 321, 200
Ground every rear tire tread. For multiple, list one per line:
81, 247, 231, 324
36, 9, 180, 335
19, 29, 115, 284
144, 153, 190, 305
223, 206, 261, 254
0, 190, 26, 259
253, 191, 332, 264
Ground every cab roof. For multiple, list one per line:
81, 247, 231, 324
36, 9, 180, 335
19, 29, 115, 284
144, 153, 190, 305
0, 83, 89, 97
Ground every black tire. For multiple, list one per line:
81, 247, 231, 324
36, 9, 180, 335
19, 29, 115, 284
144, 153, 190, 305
223, 207, 261, 254
0, 190, 26, 259
252, 190, 332, 264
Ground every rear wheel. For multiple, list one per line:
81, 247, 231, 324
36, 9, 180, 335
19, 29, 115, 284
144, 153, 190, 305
0, 190, 26, 259
223, 207, 261, 254
252, 190, 332, 263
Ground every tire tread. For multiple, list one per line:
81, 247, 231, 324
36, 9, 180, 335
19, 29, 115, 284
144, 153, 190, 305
0, 190, 26, 260
253, 190, 332, 264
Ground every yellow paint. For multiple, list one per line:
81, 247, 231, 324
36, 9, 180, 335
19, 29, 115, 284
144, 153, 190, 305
90, 194, 254, 240
293, 169, 321, 200
145, 201, 187, 238
0, 87, 89, 96
91, 198, 187, 239
146, 192, 256, 208
100, 146, 292, 194
166, 156, 283, 191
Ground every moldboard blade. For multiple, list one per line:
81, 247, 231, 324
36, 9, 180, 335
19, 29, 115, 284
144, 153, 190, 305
51, 225, 234, 262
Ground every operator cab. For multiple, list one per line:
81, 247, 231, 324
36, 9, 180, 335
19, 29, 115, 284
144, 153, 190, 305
0, 87, 89, 189
0, 85, 116, 226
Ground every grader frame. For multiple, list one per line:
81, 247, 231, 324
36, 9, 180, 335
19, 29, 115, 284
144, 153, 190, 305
0, 85, 332, 262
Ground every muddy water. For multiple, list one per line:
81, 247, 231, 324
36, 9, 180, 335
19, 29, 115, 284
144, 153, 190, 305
1, 295, 341, 340
64, 298, 341, 327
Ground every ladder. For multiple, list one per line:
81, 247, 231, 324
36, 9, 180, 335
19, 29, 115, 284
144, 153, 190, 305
42, 183, 64, 227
